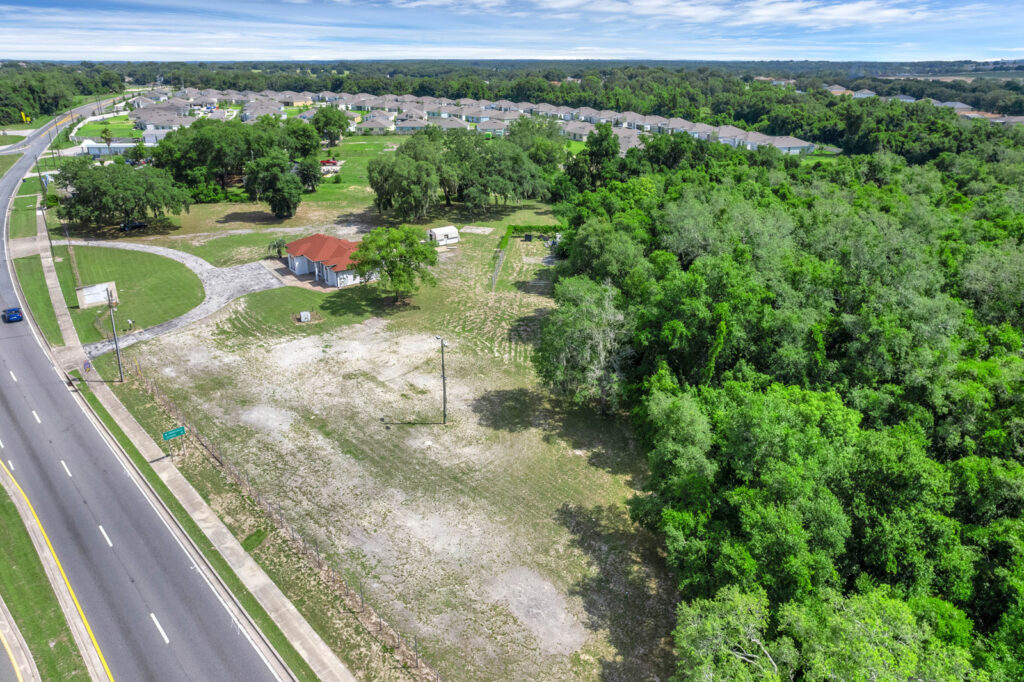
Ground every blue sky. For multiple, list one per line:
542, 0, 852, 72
1, 0, 1022, 62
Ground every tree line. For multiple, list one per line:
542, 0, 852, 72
367, 118, 563, 220
0, 62, 123, 125
533, 100, 1024, 679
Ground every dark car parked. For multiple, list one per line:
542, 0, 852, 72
2, 307, 24, 323
119, 220, 148, 232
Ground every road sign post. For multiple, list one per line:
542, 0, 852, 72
162, 426, 186, 441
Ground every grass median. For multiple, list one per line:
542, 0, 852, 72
71, 374, 319, 682
0, 154, 21, 180
9, 196, 38, 239
0, 482, 89, 681
13, 255, 64, 347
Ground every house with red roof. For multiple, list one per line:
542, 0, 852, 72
285, 234, 364, 287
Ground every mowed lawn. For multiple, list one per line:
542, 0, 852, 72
0, 134, 25, 145
77, 115, 142, 139
0, 153, 21, 179
0, 487, 89, 680
9, 196, 38, 239
13, 255, 63, 346
52, 246, 204, 344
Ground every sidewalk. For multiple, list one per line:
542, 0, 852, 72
0, 591, 40, 682
29, 215, 355, 681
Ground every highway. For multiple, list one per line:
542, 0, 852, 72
0, 103, 286, 680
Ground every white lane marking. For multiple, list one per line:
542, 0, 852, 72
9, 370, 16, 382
61, 460, 72, 477
98, 525, 113, 547
32, 411, 40, 423
70, 369, 284, 680
7, 460, 12, 471
150, 613, 169, 644
0, 438, 4, 448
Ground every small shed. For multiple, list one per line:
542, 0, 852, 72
427, 225, 459, 246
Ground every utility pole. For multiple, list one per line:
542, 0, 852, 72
107, 289, 124, 382
435, 336, 448, 425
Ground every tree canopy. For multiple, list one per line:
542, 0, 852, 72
352, 225, 438, 303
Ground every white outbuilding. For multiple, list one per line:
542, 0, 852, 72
427, 225, 460, 246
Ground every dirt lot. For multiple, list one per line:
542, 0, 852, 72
116, 232, 677, 680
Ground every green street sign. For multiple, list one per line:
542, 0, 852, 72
162, 426, 186, 441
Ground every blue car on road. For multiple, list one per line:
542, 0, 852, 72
2, 307, 23, 323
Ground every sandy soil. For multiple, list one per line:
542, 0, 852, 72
127, 235, 677, 681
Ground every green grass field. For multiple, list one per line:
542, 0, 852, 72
565, 140, 586, 154
0, 153, 21, 179
9, 195, 38, 239
213, 285, 382, 347
16, 178, 44, 196
0, 114, 53, 132
0, 134, 25, 145
51, 246, 204, 344
76, 115, 142, 140
147, 232, 312, 268
13, 256, 63, 347
0, 485, 89, 680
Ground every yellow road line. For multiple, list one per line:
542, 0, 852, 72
0, 460, 114, 681
0, 621, 26, 682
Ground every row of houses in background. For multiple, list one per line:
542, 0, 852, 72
820, 84, 1024, 126
110, 86, 818, 156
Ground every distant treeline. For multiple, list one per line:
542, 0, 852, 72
105, 60, 1024, 115
0, 62, 123, 125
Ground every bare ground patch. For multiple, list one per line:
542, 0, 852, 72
119, 233, 676, 681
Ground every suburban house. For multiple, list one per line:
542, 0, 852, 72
285, 234, 364, 288
435, 117, 469, 130
823, 84, 854, 96
477, 119, 508, 137
357, 118, 395, 134
427, 226, 460, 245
562, 120, 595, 141
395, 119, 428, 134
770, 136, 816, 154
853, 89, 877, 99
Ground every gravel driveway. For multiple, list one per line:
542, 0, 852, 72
53, 239, 283, 357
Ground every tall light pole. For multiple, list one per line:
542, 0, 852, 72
435, 336, 447, 425
107, 288, 124, 382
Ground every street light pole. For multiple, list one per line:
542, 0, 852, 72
107, 289, 124, 382
435, 336, 447, 425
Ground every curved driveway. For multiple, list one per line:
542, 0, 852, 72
52, 239, 283, 358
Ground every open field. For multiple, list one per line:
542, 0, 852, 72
102, 230, 677, 681
16, 179, 45, 196
0, 114, 53, 132
51, 246, 204, 344
76, 115, 142, 139
9, 196, 37, 239
0, 153, 20, 179
0, 485, 89, 680
13, 256, 63, 347
0, 134, 25, 145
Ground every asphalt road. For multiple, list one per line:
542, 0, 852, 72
1, 105, 283, 681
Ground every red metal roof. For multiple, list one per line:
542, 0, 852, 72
286, 234, 359, 272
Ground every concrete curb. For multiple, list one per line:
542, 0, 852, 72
0, 590, 41, 682
0, 466, 109, 682
33, 205, 353, 680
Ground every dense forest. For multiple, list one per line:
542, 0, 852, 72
0, 62, 122, 125
528, 93, 1024, 679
